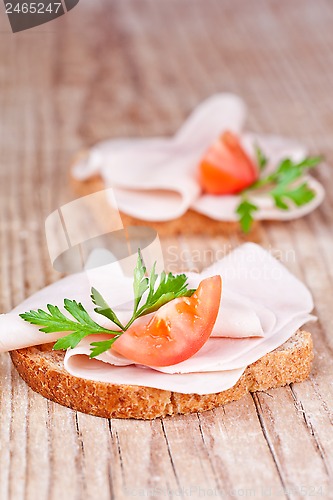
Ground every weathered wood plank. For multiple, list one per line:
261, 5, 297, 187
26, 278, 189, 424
108, 418, 180, 498
191, 399, 285, 495
1, 1, 333, 499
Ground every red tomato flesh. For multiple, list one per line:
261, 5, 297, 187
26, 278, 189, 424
199, 130, 258, 195
112, 275, 222, 367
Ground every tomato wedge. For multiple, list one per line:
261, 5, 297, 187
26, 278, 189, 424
112, 275, 222, 367
199, 130, 258, 195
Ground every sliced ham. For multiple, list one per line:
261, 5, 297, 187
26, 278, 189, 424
0, 244, 314, 394
71, 94, 324, 223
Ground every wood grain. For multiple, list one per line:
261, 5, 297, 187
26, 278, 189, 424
1, 0, 333, 498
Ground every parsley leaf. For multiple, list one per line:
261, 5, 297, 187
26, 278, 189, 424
136, 272, 194, 318
272, 182, 316, 209
91, 287, 125, 330
235, 147, 322, 232
133, 249, 149, 313
236, 200, 259, 233
123, 256, 194, 329
89, 338, 119, 358
20, 251, 195, 358
255, 143, 268, 172
20, 300, 115, 350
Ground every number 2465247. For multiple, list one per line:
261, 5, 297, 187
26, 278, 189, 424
5, 3, 62, 14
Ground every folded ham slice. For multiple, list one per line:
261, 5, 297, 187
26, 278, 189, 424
0, 268, 265, 353
71, 94, 324, 222
0, 244, 315, 394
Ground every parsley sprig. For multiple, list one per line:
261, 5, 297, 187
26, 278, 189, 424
236, 146, 322, 232
20, 250, 194, 358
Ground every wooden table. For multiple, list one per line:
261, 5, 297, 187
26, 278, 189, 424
1, 0, 333, 498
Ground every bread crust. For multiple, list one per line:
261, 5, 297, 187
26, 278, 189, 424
10, 330, 313, 420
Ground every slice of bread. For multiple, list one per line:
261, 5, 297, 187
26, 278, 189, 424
70, 171, 259, 238
10, 330, 313, 420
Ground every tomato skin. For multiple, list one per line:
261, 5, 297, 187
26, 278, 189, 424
199, 131, 258, 195
112, 276, 222, 367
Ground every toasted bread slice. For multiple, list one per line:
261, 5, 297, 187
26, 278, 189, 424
10, 330, 313, 420
70, 171, 260, 239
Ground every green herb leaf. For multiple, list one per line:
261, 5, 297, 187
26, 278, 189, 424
236, 200, 259, 233
255, 144, 268, 171
53, 331, 90, 350
297, 156, 323, 169
272, 194, 289, 210
272, 182, 316, 209
137, 273, 194, 317
20, 251, 195, 357
89, 338, 119, 358
91, 287, 125, 330
133, 249, 149, 313
20, 300, 116, 351
235, 153, 322, 232
147, 261, 158, 302
123, 271, 194, 329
